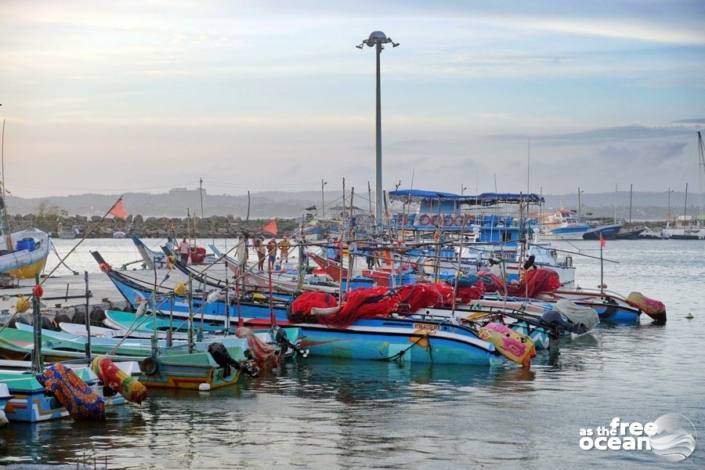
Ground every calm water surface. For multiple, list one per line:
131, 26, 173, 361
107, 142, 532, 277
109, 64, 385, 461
0, 239, 703, 469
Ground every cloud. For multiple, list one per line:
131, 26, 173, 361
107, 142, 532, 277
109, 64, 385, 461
596, 142, 687, 165
671, 118, 705, 124
489, 124, 703, 145
516, 16, 705, 46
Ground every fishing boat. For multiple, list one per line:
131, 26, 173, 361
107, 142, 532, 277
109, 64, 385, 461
210, 244, 341, 294
6, 322, 292, 391
540, 209, 591, 240
0, 121, 50, 280
0, 359, 132, 423
0, 229, 50, 279
95, 257, 545, 367
537, 288, 666, 324
582, 224, 622, 240
296, 316, 501, 366
132, 236, 171, 269
59, 320, 191, 340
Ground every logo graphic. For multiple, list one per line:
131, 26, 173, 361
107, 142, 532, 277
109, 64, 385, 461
649, 413, 697, 462
579, 414, 696, 462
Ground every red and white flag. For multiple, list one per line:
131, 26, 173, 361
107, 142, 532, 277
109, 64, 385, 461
263, 218, 278, 236
109, 198, 128, 220
599, 233, 606, 248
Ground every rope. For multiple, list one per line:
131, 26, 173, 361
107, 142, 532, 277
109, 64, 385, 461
49, 239, 79, 275
377, 333, 430, 362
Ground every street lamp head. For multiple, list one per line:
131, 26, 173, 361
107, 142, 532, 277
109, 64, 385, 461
356, 31, 398, 49
369, 31, 388, 42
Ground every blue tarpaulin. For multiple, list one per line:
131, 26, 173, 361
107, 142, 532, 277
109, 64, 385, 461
388, 189, 543, 205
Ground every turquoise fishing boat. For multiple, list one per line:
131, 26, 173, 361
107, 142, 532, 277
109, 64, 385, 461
0, 360, 128, 423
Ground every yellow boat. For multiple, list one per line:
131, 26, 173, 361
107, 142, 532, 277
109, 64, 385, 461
0, 229, 49, 279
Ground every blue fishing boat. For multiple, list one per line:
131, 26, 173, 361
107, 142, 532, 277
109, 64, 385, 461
95, 252, 554, 366
297, 317, 497, 366
131, 236, 171, 269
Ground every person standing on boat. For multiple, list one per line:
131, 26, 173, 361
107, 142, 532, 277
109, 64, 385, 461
266, 238, 277, 271
523, 255, 537, 271
178, 238, 190, 264
278, 235, 291, 264
255, 238, 266, 271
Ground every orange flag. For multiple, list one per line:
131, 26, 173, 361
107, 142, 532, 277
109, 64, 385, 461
109, 198, 128, 220
263, 218, 278, 236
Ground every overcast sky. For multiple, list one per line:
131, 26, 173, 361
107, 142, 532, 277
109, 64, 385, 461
1, 0, 704, 198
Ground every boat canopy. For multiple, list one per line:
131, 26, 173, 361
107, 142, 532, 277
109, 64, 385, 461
389, 189, 544, 205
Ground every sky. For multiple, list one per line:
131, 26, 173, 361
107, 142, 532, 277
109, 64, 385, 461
1, 0, 704, 198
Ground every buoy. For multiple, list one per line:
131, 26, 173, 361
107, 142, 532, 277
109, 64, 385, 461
174, 283, 188, 296
15, 296, 30, 313
91, 356, 148, 404
32, 284, 43, 299
686, 313, 694, 319
198, 382, 211, 392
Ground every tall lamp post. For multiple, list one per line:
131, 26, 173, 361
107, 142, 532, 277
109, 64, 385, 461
577, 187, 584, 221
357, 31, 399, 227
321, 179, 327, 218
667, 187, 674, 222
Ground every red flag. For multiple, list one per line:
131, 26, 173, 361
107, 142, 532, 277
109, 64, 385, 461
599, 233, 606, 248
263, 218, 278, 236
109, 198, 128, 220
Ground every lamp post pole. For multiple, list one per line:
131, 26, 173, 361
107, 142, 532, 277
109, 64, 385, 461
577, 187, 584, 221
321, 179, 327, 218
357, 31, 398, 227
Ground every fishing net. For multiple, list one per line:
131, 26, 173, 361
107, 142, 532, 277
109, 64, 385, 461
322, 287, 398, 327
290, 292, 338, 322
456, 282, 485, 303
477, 272, 506, 293
397, 284, 445, 312
509, 268, 560, 297
431, 283, 456, 306
477, 268, 560, 298
36, 364, 105, 420
236, 327, 280, 370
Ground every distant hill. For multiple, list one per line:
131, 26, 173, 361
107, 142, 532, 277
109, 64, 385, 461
5, 188, 704, 220
5, 188, 350, 218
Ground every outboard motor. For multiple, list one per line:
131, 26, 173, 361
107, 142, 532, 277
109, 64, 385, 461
541, 310, 571, 330
272, 325, 309, 358
541, 310, 569, 356
208, 342, 260, 378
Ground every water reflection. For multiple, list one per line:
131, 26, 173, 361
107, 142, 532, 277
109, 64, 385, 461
0, 240, 703, 468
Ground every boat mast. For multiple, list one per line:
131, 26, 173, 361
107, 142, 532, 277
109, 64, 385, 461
698, 131, 705, 223
0, 119, 14, 253
683, 182, 688, 225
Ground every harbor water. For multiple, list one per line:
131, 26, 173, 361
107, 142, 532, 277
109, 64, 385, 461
0, 239, 703, 469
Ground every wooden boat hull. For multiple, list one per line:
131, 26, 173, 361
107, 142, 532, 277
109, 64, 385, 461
298, 318, 496, 366
0, 229, 50, 279
6, 256, 48, 279
139, 361, 241, 390
0, 370, 126, 423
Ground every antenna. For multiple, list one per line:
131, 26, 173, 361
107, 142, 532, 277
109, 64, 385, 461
527, 138, 531, 194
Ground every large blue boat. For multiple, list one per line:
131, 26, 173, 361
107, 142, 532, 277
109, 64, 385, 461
93, 252, 503, 366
